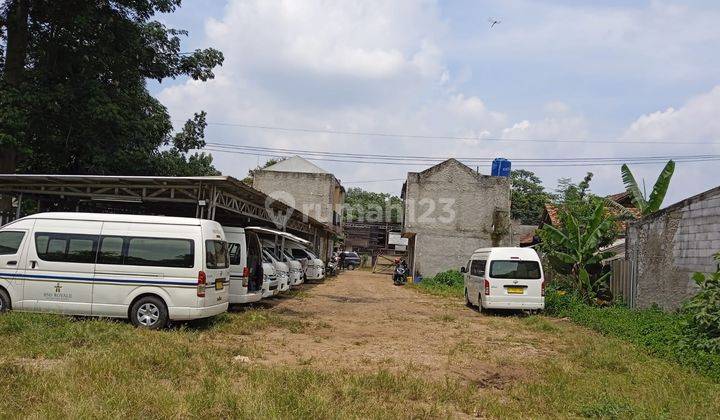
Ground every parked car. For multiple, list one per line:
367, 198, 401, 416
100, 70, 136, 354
461, 247, 545, 312
223, 227, 264, 304
289, 247, 324, 280
0, 212, 230, 329
339, 251, 361, 270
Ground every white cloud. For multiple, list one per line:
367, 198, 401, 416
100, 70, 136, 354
618, 85, 720, 205
156, 0, 720, 204
623, 86, 720, 140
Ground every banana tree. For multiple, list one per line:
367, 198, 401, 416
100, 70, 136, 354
538, 202, 616, 301
621, 160, 675, 216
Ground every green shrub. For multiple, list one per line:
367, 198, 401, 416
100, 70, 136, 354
413, 270, 464, 298
684, 252, 720, 352
544, 289, 720, 382
430, 270, 464, 287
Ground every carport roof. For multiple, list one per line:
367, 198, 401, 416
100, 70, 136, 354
0, 174, 333, 234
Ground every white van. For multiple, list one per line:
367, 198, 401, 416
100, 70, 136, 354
262, 240, 304, 287
260, 253, 279, 298
289, 247, 325, 281
280, 248, 304, 286
0, 212, 229, 328
223, 227, 265, 304
461, 247, 544, 311
263, 249, 290, 293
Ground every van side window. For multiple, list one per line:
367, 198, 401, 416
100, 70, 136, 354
470, 259, 486, 277
35, 233, 99, 263
228, 243, 242, 266
126, 238, 194, 268
206, 240, 229, 269
0, 231, 25, 255
98, 236, 124, 265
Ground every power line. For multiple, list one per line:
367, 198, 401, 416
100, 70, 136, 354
206, 142, 717, 163
344, 178, 406, 184
203, 145, 720, 168
195, 120, 720, 145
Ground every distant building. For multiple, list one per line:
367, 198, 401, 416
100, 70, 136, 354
253, 156, 345, 259
401, 159, 511, 278
626, 185, 720, 310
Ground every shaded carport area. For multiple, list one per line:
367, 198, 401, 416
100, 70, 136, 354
0, 175, 334, 257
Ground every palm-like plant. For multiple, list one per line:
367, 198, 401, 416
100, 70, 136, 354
538, 202, 616, 301
621, 160, 675, 216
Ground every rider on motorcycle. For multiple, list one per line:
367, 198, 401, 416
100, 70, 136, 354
393, 258, 408, 285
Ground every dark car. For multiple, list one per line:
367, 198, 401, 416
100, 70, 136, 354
339, 251, 361, 270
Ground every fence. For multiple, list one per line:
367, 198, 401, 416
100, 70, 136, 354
608, 259, 634, 307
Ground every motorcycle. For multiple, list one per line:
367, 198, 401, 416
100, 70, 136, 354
393, 263, 407, 286
326, 255, 338, 276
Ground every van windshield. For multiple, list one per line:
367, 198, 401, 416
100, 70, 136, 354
489, 260, 541, 279
206, 240, 229, 269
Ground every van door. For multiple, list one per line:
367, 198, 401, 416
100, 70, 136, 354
246, 232, 263, 293
468, 259, 486, 304
203, 236, 230, 307
24, 219, 101, 315
0, 229, 31, 309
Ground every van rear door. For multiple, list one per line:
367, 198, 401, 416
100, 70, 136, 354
203, 238, 230, 306
488, 259, 542, 300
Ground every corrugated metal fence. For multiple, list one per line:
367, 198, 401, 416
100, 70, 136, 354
609, 259, 634, 307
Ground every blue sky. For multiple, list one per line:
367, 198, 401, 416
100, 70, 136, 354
150, 0, 720, 204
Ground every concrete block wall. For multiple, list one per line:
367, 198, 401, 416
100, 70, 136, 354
403, 159, 511, 277
626, 186, 720, 310
253, 171, 336, 225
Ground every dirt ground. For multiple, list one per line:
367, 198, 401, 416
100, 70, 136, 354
234, 270, 562, 388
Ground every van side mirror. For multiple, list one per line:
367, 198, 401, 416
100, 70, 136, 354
460, 266, 466, 273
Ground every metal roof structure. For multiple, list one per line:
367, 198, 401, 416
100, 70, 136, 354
0, 174, 333, 239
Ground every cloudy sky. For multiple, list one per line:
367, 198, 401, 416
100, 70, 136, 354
151, 0, 720, 205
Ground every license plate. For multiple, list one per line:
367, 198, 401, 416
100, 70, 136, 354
506, 286, 524, 294
215, 279, 225, 291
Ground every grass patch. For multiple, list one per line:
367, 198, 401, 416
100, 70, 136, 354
0, 312, 485, 418
2, 302, 720, 417
411, 270, 464, 298
546, 290, 720, 382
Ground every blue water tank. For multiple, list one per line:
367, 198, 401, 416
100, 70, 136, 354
491, 158, 511, 177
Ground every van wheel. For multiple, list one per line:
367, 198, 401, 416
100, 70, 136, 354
130, 296, 168, 330
0, 289, 11, 313
464, 288, 473, 308
477, 294, 483, 313
347, 263, 355, 270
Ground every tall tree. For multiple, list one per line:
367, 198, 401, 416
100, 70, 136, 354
621, 160, 675, 216
344, 187, 403, 223
510, 169, 549, 225
0, 0, 223, 176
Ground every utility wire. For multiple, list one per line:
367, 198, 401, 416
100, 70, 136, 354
206, 142, 718, 163
203, 146, 720, 168
194, 121, 720, 145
